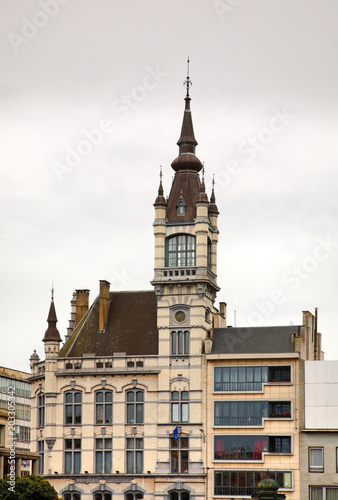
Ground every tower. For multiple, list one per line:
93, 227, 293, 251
152, 66, 220, 354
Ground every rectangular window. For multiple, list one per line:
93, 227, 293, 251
214, 435, 291, 461
64, 439, 81, 474
214, 470, 292, 497
126, 437, 143, 473
171, 331, 189, 356
95, 438, 112, 474
171, 391, 189, 423
38, 394, 45, 427
38, 440, 44, 475
171, 436, 189, 473
64, 391, 82, 425
309, 447, 324, 472
214, 365, 291, 392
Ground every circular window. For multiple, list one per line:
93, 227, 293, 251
175, 311, 186, 323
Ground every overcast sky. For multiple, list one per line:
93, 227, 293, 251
1, 0, 337, 372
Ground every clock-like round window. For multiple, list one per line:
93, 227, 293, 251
175, 311, 186, 323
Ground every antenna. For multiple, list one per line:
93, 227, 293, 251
183, 56, 192, 97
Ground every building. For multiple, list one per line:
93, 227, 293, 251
0, 366, 39, 478
29, 72, 223, 500
205, 311, 324, 500
300, 360, 338, 500
29, 73, 325, 500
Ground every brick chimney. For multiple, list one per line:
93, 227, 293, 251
99, 280, 110, 331
75, 289, 90, 325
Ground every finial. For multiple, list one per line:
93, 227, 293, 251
202, 163, 205, 182
212, 173, 215, 189
159, 165, 163, 182
183, 56, 192, 97
51, 282, 54, 301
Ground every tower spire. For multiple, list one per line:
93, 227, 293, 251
42, 290, 62, 343
171, 59, 203, 173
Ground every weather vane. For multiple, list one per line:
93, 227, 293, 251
183, 56, 192, 97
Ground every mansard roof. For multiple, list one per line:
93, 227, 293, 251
212, 325, 301, 355
60, 290, 158, 358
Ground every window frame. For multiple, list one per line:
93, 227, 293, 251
171, 435, 189, 474
171, 330, 190, 356
38, 393, 45, 427
38, 440, 44, 475
171, 391, 189, 423
309, 446, 324, 473
126, 437, 143, 474
214, 434, 292, 461
63, 493, 81, 500
64, 390, 82, 425
213, 400, 292, 427
95, 390, 113, 425
95, 437, 112, 474
214, 470, 293, 497
64, 438, 81, 474
165, 234, 196, 268
94, 492, 112, 500
213, 365, 292, 393
126, 389, 144, 424
125, 491, 144, 500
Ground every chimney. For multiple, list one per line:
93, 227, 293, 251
99, 280, 110, 331
75, 289, 90, 326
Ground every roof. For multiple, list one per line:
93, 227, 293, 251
60, 290, 158, 358
212, 325, 301, 355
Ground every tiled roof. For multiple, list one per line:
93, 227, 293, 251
60, 290, 158, 358
212, 325, 301, 354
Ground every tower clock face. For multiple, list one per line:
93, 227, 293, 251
175, 311, 186, 323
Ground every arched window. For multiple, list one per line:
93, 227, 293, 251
169, 491, 190, 500
126, 389, 144, 424
38, 393, 45, 427
171, 331, 189, 356
94, 493, 112, 500
165, 235, 196, 267
95, 390, 113, 424
125, 491, 143, 500
176, 198, 186, 216
64, 493, 81, 500
65, 391, 82, 425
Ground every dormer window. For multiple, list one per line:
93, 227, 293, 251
176, 197, 186, 216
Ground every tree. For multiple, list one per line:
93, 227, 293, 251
0, 475, 59, 499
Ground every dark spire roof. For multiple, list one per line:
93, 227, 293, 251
209, 175, 219, 214
171, 61, 203, 173
197, 169, 208, 202
42, 296, 62, 343
154, 166, 167, 206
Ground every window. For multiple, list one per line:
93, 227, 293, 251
207, 238, 212, 269
125, 492, 143, 500
214, 435, 291, 461
126, 437, 143, 473
65, 438, 81, 473
214, 470, 292, 497
169, 491, 190, 500
94, 494, 112, 500
171, 391, 189, 423
165, 235, 196, 267
171, 436, 189, 473
19, 426, 30, 442
309, 447, 324, 472
65, 391, 82, 425
310, 487, 338, 500
126, 390, 144, 424
38, 393, 45, 427
176, 198, 186, 216
214, 365, 291, 392
214, 401, 291, 426
38, 440, 44, 475
171, 331, 189, 356
64, 494, 81, 500
95, 390, 113, 424
95, 437, 112, 473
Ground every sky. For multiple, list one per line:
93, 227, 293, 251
1, 0, 337, 373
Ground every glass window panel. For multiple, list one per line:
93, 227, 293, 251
126, 451, 133, 473
127, 392, 134, 402
96, 438, 103, 449
172, 391, 179, 401
104, 451, 112, 473
96, 392, 103, 402
74, 439, 81, 449
136, 438, 143, 449
96, 451, 103, 473
127, 405, 134, 423
105, 438, 112, 449
184, 331, 189, 354
65, 452, 72, 474
136, 404, 143, 423
172, 403, 179, 422
96, 405, 103, 424
65, 439, 72, 449
136, 391, 144, 402
310, 487, 323, 500
75, 405, 81, 424
65, 393, 73, 404
181, 391, 189, 400
181, 403, 189, 422
105, 405, 112, 424
105, 392, 112, 402
74, 392, 82, 403
126, 438, 133, 449
136, 450, 143, 473
181, 451, 188, 472
73, 451, 80, 473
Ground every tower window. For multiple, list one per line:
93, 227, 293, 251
165, 235, 196, 267
176, 198, 186, 216
171, 331, 189, 356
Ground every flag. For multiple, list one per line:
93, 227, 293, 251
173, 426, 178, 440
